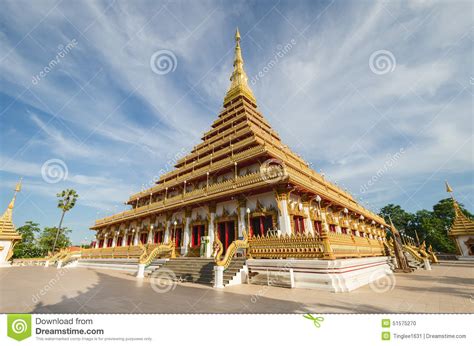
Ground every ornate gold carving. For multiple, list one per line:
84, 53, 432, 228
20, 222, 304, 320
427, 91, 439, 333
248, 233, 323, 259
139, 242, 175, 265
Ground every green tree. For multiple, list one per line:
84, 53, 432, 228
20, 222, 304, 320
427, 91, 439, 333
13, 221, 43, 258
52, 189, 78, 253
39, 227, 72, 253
379, 198, 472, 254
379, 204, 415, 238
432, 198, 473, 232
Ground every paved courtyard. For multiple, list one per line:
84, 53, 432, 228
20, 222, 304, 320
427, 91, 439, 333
1, 261, 473, 313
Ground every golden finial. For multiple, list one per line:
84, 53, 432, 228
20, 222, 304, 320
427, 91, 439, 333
445, 181, 462, 217
223, 28, 257, 105
2, 178, 22, 222
445, 180, 453, 193
15, 177, 22, 193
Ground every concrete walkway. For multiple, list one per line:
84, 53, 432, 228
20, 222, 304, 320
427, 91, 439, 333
0, 261, 472, 313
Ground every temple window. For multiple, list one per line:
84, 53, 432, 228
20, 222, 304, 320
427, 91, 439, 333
341, 227, 348, 234
139, 233, 148, 244
313, 221, 322, 235
98, 239, 104, 248
106, 238, 113, 247
191, 224, 205, 247
117, 236, 123, 246
293, 215, 305, 234
126, 235, 133, 246
174, 227, 183, 247
329, 224, 337, 233
154, 230, 163, 244
250, 215, 273, 237
217, 220, 236, 251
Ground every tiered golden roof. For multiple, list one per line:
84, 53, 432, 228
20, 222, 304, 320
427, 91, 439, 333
448, 200, 474, 237
92, 30, 386, 229
0, 179, 22, 241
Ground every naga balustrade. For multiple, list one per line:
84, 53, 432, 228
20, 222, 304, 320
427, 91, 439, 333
138, 242, 175, 266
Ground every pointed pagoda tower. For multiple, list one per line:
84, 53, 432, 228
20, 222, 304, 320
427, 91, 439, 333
446, 182, 474, 258
0, 179, 22, 266
91, 30, 388, 258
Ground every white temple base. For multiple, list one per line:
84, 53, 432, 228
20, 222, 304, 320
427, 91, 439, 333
0, 240, 14, 268
247, 256, 392, 292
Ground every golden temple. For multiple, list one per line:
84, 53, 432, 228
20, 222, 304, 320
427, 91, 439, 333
91, 29, 388, 263
12, 31, 442, 292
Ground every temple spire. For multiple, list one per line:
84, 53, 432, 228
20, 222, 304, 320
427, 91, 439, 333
1, 178, 22, 222
445, 180, 463, 217
223, 28, 257, 106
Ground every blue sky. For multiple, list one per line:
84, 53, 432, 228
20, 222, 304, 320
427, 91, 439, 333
0, 0, 472, 244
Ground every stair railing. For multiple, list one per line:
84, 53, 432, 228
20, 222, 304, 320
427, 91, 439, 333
403, 244, 424, 263
60, 250, 81, 266
213, 230, 249, 270
139, 242, 175, 267
427, 245, 439, 264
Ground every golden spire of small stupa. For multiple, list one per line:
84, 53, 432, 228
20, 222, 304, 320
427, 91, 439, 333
0, 178, 22, 240
223, 28, 257, 105
2, 178, 22, 221
445, 181, 474, 237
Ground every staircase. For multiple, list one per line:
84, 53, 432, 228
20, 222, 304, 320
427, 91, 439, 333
403, 251, 424, 269
148, 257, 246, 286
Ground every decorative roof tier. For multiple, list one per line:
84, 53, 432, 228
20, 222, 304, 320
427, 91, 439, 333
445, 182, 474, 237
448, 200, 474, 237
92, 30, 387, 229
0, 179, 22, 241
